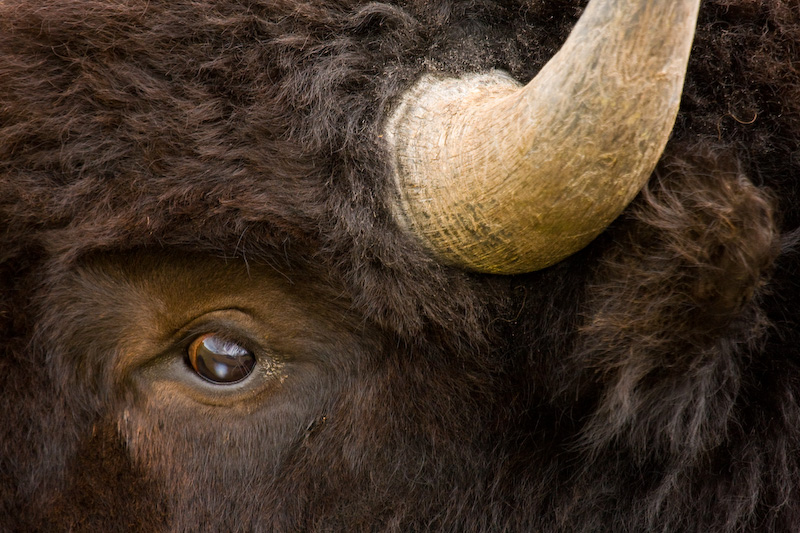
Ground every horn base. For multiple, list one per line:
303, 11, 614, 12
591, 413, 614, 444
386, 0, 701, 274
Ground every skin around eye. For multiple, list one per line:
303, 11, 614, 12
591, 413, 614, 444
187, 333, 256, 384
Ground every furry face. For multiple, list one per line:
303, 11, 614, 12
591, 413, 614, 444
2, 0, 799, 531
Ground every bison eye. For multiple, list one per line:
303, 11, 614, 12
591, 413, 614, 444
187, 334, 256, 384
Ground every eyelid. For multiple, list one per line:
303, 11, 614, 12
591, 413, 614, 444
191, 333, 251, 357
115, 308, 266, 380
167, 307, 258, 346
180, 326, 258, 359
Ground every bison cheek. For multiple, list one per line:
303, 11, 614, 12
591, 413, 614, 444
116, 362, 343, 527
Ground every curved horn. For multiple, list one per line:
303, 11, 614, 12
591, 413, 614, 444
385, 0, 702, 274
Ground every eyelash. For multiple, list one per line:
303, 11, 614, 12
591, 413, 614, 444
176, 318, 258, 354
183, 330, 253, 353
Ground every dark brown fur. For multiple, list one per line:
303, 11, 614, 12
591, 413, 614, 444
1, 0, 799, 531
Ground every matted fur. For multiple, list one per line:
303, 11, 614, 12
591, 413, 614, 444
1, 0, 799, 531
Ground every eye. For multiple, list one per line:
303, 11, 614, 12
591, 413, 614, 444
187, 334, 256, 384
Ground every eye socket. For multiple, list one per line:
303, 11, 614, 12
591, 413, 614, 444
187, 334, 256, 384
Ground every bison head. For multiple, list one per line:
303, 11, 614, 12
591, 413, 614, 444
1, 0, 797, 531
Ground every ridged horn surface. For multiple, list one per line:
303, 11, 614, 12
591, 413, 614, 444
385, 0, 702, 274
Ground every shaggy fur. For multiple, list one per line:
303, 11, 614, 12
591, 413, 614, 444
1, 0, 799, 531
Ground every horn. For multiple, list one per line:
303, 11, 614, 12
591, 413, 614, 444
385, 0, 702, 274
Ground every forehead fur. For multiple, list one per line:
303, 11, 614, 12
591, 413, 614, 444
0, 0, 574, 252
0, 0, 583, 339
1, 0, 800, 335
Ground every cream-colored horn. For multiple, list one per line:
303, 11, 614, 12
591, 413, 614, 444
385, 0, 701, 274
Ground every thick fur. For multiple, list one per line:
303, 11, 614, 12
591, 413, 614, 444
1, 0, 799, 531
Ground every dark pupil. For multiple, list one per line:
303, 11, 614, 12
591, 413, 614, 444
189, 335, 256, 384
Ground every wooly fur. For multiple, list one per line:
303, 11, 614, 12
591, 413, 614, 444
1, 0, 799, 531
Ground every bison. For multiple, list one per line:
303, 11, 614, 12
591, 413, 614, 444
1, 0, 799, 530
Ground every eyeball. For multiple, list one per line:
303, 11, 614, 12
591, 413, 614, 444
187, 334, 256, 384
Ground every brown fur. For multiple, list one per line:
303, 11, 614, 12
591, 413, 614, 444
2, 0, 799, 530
